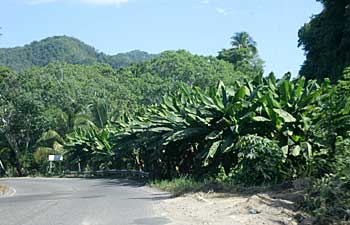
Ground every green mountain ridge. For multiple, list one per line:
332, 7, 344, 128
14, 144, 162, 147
0, 36, 156, 71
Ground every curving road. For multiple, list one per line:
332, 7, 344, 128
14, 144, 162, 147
0, 178, 172, 225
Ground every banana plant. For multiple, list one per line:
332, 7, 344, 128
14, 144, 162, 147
63, 99, 117, 171
113, 75, 323, 181
248, 73, 322, 176
113, 80, 259, 178
65, 123, 116, 171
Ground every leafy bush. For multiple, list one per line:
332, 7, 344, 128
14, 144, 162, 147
302, 74, 350, 224
230, 135, 286, 185
304, 174, 350, 224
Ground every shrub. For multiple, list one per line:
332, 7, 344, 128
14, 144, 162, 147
230, 135, 286, 185
303, 136, 350, 224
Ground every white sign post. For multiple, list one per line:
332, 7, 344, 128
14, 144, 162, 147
48, 155, 63, 174
48, 155, 63, 161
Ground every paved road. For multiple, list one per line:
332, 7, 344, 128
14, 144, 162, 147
0, 178, 171, 225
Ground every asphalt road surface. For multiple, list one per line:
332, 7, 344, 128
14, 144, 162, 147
0, 178, 172, 225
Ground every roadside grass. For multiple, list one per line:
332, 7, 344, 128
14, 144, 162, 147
148, 177, 289, 197
149, 177, 205, 196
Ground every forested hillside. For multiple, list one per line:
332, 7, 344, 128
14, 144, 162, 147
0, 36, 156, 71
0, 42, 254, 174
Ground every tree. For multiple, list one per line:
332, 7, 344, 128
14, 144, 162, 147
116, 50, 246, 99
218, 32, 264, 76
230, 32, 257, 54
298, 0, 350, 82
0, 66, 11, 82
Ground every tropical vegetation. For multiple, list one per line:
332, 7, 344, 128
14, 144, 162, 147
298, 0, 350, 82
0, 0, 350, 223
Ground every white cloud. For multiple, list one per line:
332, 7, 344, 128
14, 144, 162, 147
25, 0, 129, 6
27, 0, 57, 4
216, 7, 227, 15
79, 0, 129, 6
200, 0, 209, 4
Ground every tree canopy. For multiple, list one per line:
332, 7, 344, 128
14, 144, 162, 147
0, 47, 252, 175
217, 32, 264, 76
298, 0, 350, 82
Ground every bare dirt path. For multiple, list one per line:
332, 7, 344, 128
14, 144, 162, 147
154, 192, 301, 225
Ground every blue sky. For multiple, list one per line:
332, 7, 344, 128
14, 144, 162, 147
0, 0, 322, 76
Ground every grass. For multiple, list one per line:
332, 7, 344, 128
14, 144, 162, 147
148, 177, 284, 197
149, 177, 205, 196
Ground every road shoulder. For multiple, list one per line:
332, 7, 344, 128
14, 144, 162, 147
153, 191, 303, 225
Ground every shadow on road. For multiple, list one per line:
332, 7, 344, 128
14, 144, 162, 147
87, 178, 146, 188
128, 193, 173, 201
133, 216, 171, 225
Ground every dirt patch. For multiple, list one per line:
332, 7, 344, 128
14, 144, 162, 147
154, 191, 303, 225
0, 185, 9, 195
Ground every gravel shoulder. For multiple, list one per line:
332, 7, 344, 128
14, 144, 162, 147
154, 191, 302, 225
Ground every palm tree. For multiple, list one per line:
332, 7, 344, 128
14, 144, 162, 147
230, 32, 257, 54
218, 32, 263, 75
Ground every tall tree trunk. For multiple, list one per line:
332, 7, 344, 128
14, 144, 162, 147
0, 158, 5, 175
5, 134, 23, 176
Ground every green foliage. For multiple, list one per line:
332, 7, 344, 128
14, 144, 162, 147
0, 45, 248, 176
1, 17, 349, 224
310, 72, 350, 175
231, 135, 285, 185
65, 125, 116, 171
304, 174, 350, 224
0, 66, 12, 82
149, 177, 202, 196
0, 36, 156, 71
298, 1, 350, 82
0, 147, 12, 176
99, 50, 156, 69
116, 50, 249, 104
64, 101, 116, 171
301, 75, 350, 224
114, 74, 323, 183
0, 63, 129, 175
33, 147, 59, 174
218, 32, 264, 76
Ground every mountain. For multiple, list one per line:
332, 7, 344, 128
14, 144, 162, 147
0, 36, 156, 71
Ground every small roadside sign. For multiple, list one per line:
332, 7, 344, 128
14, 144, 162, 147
48, 155, 63, 161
